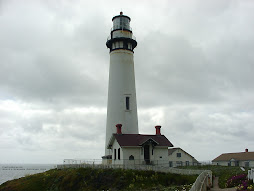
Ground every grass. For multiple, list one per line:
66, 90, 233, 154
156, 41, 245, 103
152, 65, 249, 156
0, 167, 198, 191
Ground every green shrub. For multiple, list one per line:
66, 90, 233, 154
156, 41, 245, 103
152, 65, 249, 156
178, 165, 245, 188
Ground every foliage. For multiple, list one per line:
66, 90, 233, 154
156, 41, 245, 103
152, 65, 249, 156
0, 167, 197, 191
225, 174, 254, 191
178, 165, 244, 188
226, 174, 247, 188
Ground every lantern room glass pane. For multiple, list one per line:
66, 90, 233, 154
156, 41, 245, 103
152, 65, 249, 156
113, 17, 130, 30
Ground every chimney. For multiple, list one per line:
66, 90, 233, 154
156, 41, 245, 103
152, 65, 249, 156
245, 148, 248, 152
116, 124, 122, 134
155, 125, 161, 135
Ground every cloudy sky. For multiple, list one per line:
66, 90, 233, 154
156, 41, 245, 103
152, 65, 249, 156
0, 0, 254, 164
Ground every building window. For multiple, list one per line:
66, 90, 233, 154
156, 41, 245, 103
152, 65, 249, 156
118, 148, 120, 160
169, 161, 173, 167
245, 162, 249, 167
176, 161, 182, 167
177, 153, 181, 157
126, 97, 130, 110
129, 155, 134, 160
114, 149, 116, 160
152, 149, 154, 155
186, 161, 189, 166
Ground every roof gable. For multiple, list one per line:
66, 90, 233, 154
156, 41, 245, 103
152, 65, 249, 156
168, 147, 197, 162
139, 138, 159, 146
168, 148, 178, 155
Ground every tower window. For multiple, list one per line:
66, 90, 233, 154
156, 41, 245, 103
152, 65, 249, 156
126, 97, 130, 110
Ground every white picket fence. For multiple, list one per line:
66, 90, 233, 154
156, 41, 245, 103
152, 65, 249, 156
248, 168, 254, 183
57, 163, 205, 175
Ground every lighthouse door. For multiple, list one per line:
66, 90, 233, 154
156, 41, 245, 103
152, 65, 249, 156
144, 145, 150, 165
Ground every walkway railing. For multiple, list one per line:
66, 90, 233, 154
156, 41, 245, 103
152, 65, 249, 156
189, 170, 212, 191
62, 159, 199, 167
57, 163, 205, 175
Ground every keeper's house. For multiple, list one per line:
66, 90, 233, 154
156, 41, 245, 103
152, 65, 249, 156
212, 149, 254, 167
105, 124, 174, 167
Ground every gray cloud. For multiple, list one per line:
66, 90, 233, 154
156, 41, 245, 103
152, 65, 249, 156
0, 0, 254, 163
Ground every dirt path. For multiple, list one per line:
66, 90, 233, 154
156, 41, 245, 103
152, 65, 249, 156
211, 177, 237, 191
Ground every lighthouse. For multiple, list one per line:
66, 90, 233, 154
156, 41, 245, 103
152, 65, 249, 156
105, 12, 139, 155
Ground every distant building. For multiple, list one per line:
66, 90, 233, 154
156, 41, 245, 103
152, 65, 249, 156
168, 148, 199, 167
105, 124, 173, 167
212, 149, 254, 167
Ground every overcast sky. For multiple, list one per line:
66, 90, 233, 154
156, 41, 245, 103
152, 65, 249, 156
0, 0, 254, 164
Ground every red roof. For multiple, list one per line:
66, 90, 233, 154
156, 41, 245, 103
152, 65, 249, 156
108, 134, 173, 148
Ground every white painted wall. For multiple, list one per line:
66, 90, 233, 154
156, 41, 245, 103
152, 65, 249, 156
212, 161, 254, 167
112, 30, 132, 39
239, 161, 254, 167
110, 138, 170, 167
153, 147, 170, 166
212, 161, 229, 166
122, 147, 142, 165
111, 140, 124, 165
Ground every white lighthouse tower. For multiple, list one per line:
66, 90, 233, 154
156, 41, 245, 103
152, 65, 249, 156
105, 12, 139, 155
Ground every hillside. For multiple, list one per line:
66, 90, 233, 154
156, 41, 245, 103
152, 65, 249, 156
0, 167, 197, 191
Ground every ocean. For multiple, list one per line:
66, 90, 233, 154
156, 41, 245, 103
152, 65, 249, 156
0, 164, 57, 185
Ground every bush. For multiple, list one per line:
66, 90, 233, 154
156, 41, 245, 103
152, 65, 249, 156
178, 165, 244, 188
226, 174, 247, 188
226, 174, 254, 191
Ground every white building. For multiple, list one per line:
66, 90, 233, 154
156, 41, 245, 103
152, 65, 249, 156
106, 124, 173, 167
168, 148, 199, 167
212, 149, 254, 167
